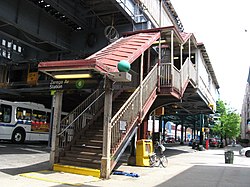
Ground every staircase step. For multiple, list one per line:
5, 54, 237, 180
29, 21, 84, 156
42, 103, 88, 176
75, 140, 103, 147
89, 126, 103, 131
72, 144, 102, 148
61, 155, 102, 163
77, 138, 103, 143
65, 151, 102, 159
71, 145, 102, 153
89, 127, 103, 131
91, 119, 103, 125
59, 158, 101, 169
53, 164, 100, 177
85, 131, 103, 136
80, 135, 103, 141
65, 150, 102, 157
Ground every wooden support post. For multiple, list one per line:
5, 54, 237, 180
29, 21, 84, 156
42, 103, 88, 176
171, 30, 174, 85
101, 77, 113, 179
180, 44, 183, 92
157, 30, 162, 92
147, 48, 151, 73
50, 91, 63, 168
188, 38, 191, 78
139, 52, 144, 120
188, 38, 191, 60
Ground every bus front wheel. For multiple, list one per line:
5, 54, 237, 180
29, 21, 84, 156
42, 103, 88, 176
12, 129, 25, 143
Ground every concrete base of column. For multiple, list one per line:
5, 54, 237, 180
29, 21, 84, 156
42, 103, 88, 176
101, 157, 111, 179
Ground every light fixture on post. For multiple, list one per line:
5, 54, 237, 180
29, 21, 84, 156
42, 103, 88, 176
108, 72, 131, 82
107, 60, 132, 82
51, 71, 92, 79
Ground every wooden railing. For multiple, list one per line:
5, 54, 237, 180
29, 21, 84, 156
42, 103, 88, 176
58, 89, 105, 150
110, 64, 158, 166
160, 58, 198, 94
159, 57, 216, 110
181, 58, 189, 86
181, 58, 215, 107
160, 63, 180, 91
160, 63, 172, 86
181, 58, 197, 87
172, 66, 181, 91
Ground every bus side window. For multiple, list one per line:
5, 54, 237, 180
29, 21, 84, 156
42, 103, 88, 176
16, 107, 31, 120
16, 111, 23, 120
32, 110, 46, 122
0, 104, 12, 123
24, 109, 31, 120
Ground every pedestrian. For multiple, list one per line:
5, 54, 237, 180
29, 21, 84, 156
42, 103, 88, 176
232, 139, 236, 147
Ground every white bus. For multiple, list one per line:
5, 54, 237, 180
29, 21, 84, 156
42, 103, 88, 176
0, 99, 55, 143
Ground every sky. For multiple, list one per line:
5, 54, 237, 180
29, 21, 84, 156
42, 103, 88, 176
171, 0, 250, 113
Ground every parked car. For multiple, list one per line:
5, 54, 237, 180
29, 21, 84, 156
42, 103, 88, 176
216, 139, 221, 146
239, 147, 250, 157
166, 137, 175, 143
188, 139, 200, 146
209, 138, 219, 147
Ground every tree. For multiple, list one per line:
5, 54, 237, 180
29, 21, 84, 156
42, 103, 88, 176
212, 100, 241, 145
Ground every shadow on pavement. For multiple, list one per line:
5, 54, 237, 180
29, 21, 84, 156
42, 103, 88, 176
0, 161, 50, 175
164, 148, 189, 157
0, 141, 50, 155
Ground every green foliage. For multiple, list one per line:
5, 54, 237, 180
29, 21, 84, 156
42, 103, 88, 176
212, 99, 241, 139
216, 100, 226, 115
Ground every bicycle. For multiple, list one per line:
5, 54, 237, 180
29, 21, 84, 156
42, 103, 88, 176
149, 142, 168, 167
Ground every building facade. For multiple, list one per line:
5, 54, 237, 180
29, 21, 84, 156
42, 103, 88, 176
241, 68, 250, 140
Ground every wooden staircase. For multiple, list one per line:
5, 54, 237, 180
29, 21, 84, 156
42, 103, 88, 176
54, 63, 158, 178
57, 90, 133, 170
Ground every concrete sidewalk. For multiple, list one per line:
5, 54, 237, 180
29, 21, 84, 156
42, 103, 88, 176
1, 144, 250, 187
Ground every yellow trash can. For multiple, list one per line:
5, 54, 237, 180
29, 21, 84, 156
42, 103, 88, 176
136, 139, 153, 166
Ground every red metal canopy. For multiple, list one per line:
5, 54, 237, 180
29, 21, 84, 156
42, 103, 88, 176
38, 32, 160, 74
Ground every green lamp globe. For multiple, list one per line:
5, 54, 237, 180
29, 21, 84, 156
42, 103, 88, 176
117, 60, 131, 72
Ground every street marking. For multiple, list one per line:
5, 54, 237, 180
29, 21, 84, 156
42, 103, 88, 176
19, 170, 99, 186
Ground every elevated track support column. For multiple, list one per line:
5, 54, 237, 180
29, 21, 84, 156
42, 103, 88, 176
199, 114, 205, 145
180, 116, 184, 145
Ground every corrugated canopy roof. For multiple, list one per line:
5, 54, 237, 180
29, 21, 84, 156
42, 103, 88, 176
38, 32, 160, 74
